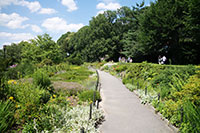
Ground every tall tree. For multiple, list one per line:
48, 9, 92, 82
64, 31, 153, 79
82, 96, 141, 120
22, 34, 63, 64
181, 0, 200, 64
57, 32, 75, 57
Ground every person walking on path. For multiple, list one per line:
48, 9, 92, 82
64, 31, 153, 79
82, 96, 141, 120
162, 55, 167, 64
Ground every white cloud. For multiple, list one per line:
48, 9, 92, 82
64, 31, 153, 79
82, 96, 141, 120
0, 0, 17, 8
66, 23, 84, 32
42, 17, 66, 32
0, 0, 56, 14
61, 0, 78, 12
97, 2, 121, 10
30, 25, 42, 33
16, 0, 41, 13
0, 13, 43, 33
98, 0, 116, 3
42, 17, 84, 32
1, 42, 11, 49
0, 32, 34, 49
39, 8, 57, 14
0, 13, 29, 29
0, 32, 33, 41
96, 10, 105, 16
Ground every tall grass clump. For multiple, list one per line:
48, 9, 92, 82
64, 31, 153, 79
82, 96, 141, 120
180, 101, 200, 132
0, 100, 15, 132
33, 69, 51, 89
78, 90, 101, 102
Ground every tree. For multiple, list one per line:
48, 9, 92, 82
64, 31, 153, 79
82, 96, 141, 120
180, 0, 200, 64
124, 0, 194, 64
57, 32, 75, 57
22, 34, 63, 64
122, 4, 147, 62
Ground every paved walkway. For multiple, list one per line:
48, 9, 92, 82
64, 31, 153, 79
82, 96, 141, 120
99, 70, 174, 133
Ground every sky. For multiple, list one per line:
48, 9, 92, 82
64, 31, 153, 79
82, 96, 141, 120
0, 0, 155, 49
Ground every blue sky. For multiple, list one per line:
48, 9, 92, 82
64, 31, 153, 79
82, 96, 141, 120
0, 0, 155, 49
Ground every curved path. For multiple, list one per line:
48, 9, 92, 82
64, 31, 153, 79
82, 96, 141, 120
99, 70, 174, 133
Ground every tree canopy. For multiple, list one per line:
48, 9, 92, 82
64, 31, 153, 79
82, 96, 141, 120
1, 0, 199, 65
57, 0, 199, 64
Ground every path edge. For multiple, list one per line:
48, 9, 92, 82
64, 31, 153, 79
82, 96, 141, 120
99, 70, 179, 133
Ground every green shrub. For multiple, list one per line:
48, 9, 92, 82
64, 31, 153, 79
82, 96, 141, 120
33, 69, 51, 89
0, 100, 15, 132
78, 90, 101, 102
39, 91, 51, 104
180, 101, 200, 132
22, 120, 36, 133
114, 64, 128, 73
36, 105, 66, 132
56, 87, 84, 97
11, 82, 50, 124
67, 56, 83, 66
38, 59, 54, 67
16, 62, 36, 77
0, 79, 15, 101
174, 71, 200, 106
125, 83, 136, 92
103, 65, 109, 70
51, 66, 93, 82
4, 67, 19, 79
161, 100, 181, 126
4, 62, 36, 79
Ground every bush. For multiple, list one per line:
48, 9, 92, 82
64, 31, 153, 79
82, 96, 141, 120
67, 56, 83, 66
37, 59, 54, 67
78, 90, 101, 102
0, 79, 15, 101
180, 101, 200, 132
26, 105, 103, 132
10, 82, 50, 124
33, 69, 51, 89
114, 64, 128, 73
4, 62, 36, 79
51, 65, 93, 82
17, 62, 36, 77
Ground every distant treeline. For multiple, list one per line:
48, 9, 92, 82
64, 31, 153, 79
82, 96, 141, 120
0, 0, 199, 71
58, 0, 199, 64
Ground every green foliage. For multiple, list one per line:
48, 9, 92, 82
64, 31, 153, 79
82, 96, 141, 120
11, 82, 50, 124
0, 80, 16, 101
67, 55, 84, 66
33, 69, 51, 89
0, 62, 101, 132
0, 100, 15, 132
57, 32, 75, 57
51, 65, 93, 82
2, 42, 23, 67
56, 87, 84, 97
88, 61, 107, 69
173, 70, 200, 106
35, 104, 66, 132
114, 64, 128, 73
161, 100, 181, 126
125, 83, 136, 92
180, 101, 200, 132
16, 62, 36, 77
78, 90, 101, 102
65, 6, 138, 62
22, 34, 63, 64
107, 62, 199, 132
4, 62, 36, 79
